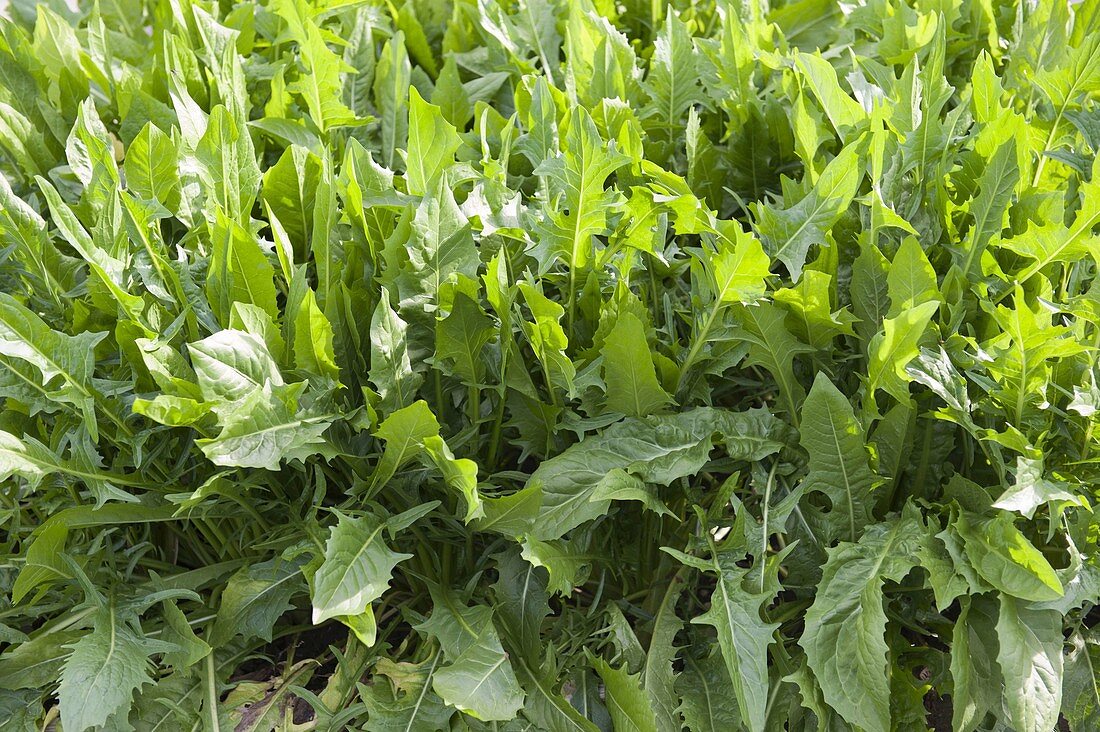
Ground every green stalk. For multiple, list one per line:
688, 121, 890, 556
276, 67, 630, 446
1032, 102, 1066, 187
760, 460, 778, 594
1082, 327, 1100, 460
566, 266, 578, 344
205, 654, 222, 732
433, 369, 445, 416
486, 386, 508, 470
467, 384, 480, 448
677, 298, 725, 394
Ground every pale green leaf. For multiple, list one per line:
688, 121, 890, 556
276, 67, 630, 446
311, 512, 412, 624
292, 288, 340, 381
866, 301, 939, 407
196, 384, 331, 470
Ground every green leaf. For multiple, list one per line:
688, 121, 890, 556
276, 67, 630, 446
432, 56, 472, 128
527, 408, 768, 540
590, 655, 658, 732
983, 286, 1085, 423
493, 548, 600, 730
371, 400, 440, 485
36, 177, 145, 320
58, 605, 158, 731
1002, 156, 1100, 283
954, 139, 1018, 279
196, 384, 331, 470
422, 435, 484, 522
916, 519, 971, 611
953, 511, 1064, 602
260, 145, 322, 258
270, 0, 359, 133
374, 31, 411, 169
0, 630, 82, 690
532, 107, 630, 270
993, 456, 1082, 519
773, 270, 856, 349
1062, 631, 1100, 731
734, 302, 814, 419
866, 301, 939, 407
520, 536, 590, 596
950, 596, 1001, 732
66, 98, 119, 207
519, 282, 576, 396
851, 237, 891, 344
688, 553, 780, 732
0, 689, 38, 731
562, 4, 637, 108
396, 179, 480, 307
707, 221, 772, 304
1033, 33, 1100, 109
311, 512, 412, 624
210, 557, 304, 646
369, 288, 422, 413
996, 594, 1063, 732
794, 52, 865, 134
589, 468, 673, 518
188, 329, 283, 403
601, 311, 671, 417
361, 655, 454, 731
641, 9, 708, 150
406, 87, 463, 196
435, 292, 496, 385
416, 590, 525, 721
886, 237, 939, 316
800, 509, 924, 732
193, 105, 261, 221
0, 430, 65, 490
677, 651, 741, 732
206, 210, 279, 325
12, 521, 69, 603
756, 144, 862, 281
160, 599, 211, 671
292, 288, 340, 381
799, 374, 877, 544
124, 122, 179, 209
472, 486, 544, 537
641, 571, 683, 732
493, 548, 550, 659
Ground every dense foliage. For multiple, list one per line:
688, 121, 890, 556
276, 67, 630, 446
2, 0, 1100, 728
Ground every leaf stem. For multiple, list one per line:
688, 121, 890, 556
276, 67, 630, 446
677, 297, 725, 394
206, 652, 221, 732
760, 459, 777, 594
566, 266, 578, 344
1032, 101, 1067, 187
467, 385, 480, 450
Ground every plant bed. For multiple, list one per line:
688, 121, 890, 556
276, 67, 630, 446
1, 0, 1099, 730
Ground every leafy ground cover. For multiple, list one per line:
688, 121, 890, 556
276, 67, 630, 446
1, 0, 1100, 728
